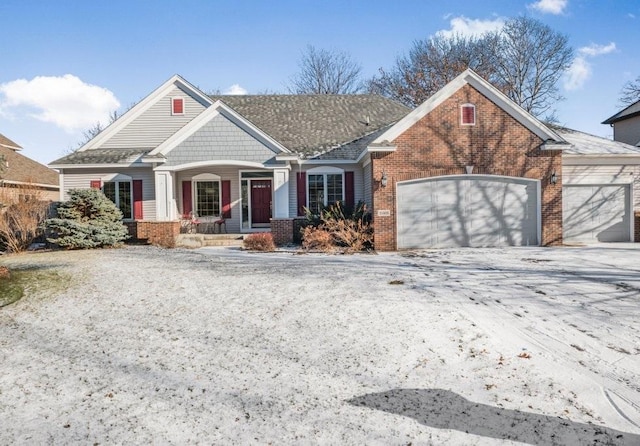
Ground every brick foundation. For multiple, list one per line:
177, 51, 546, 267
372, 84, 563, 251
124, 221, 181, 248
270, 218, 294, 246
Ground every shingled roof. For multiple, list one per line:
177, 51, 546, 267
0, 133, 22, 151
0, 133, 59, 187
50, 149, 148, 166
209, 94, 410, 158
602, 99, 640, 125
551, 125, 640, 155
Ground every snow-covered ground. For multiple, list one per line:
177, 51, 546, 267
0, 245, 639, 445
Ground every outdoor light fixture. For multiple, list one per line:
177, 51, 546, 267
550, 171, 557, 185
381, 171, 388, 188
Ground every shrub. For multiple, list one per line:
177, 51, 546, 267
0, 184, 50, 253
301, 226, 335, 252
301, 201, 373, 253
243, 232, 276, 251
46, 188, 129, 249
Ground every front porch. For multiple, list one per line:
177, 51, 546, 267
125, 217, 301, 248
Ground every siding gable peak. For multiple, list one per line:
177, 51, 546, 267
77, 74, 213, 152
148, 100, 291, 158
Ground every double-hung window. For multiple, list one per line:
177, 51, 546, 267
103, 181, 132, 219
307, 167, 344, 214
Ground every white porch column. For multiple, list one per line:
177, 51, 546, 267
154, 171, 175, 221
273, 168, 290, 218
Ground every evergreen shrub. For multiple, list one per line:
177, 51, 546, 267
46, 188, 129, 249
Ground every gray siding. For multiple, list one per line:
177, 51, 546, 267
60, 167, 156, 220
101, 85, 207, 150
363, 162, 373, 210
165, 113, 277, 167
614, 117, 640, 146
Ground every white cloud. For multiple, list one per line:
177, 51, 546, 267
628, 13, 636, 19
0, 75, 119, 133
224, 84, 248, 95
528, 0, 568, 15
563, 42, 617, 91
436, 16, 505, 39
578, 42, 616, 56
563, 57, 590, 90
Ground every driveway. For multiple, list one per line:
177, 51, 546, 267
0, 245, 639, 444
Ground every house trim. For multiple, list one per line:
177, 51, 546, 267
155, 160, 287, 172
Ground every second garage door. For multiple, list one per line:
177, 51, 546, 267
397, 175, 539, 249
563, 184, 632, 243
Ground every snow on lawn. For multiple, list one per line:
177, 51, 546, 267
0, 245, 639, 445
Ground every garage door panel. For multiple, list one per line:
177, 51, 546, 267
397, 176, 539, 249
563, 185, 631, 243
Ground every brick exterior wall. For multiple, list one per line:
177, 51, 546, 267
372, 84, 563, 251
125, 221, 181, 248
635, 211, 640, 242
270, 218, 294, 246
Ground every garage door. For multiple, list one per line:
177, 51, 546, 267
397, 175, 539, 248
563, 184, 631, 243
397, 175, 539, 249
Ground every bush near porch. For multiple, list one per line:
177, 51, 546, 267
301, 201, 373, 253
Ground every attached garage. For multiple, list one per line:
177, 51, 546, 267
397, 175, 540, 249
563, 184, 633, 243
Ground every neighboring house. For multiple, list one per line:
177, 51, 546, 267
0, 133, 59, 203
602, 99, 640, 147
50, 70, 640, 249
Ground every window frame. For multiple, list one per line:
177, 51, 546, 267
192, 173, 221, 217
306, 167, 345, 214
103, 180, 133, 220
461, 103, 476, 126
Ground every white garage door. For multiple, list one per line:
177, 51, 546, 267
397, 175, 539, 249
563, 184, 632, 243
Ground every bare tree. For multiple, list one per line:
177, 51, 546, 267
289, 45, 363, 94
620, 76, 640, 106
493, 16, 573, 118
368, 34, 500, 107
367, 17, 573, 119
77, 110, 120, 148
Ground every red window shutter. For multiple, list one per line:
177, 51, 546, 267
172, 98, 184, 115
133, 180, 143, 220
345, 171, 355, 210
296, 172, 306, 216
221, 180, 231, 218
90, 180, 101, 189
182, 181, 192, 216
461, 105, 475, 125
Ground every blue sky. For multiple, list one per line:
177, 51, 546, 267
1, 0, 639, 164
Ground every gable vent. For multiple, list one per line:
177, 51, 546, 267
172, 97, 184, 115
461, 104, 476, 125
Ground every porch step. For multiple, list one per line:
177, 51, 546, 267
176, 233, 245, 248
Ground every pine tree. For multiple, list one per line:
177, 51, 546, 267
46, 189, 129, 248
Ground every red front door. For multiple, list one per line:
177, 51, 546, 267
251, 180, 272, 224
